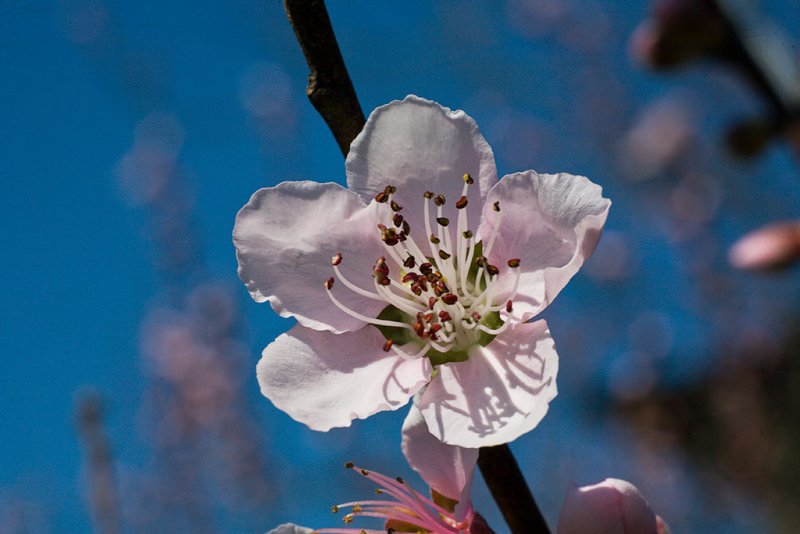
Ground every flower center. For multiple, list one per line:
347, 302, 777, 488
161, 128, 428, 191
324, 174, 521, 365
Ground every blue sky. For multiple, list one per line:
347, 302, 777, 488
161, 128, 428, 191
2, 1, 799, 532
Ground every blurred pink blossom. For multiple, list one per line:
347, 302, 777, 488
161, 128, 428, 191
728, 221, 800, 271
557, 478, 670, 534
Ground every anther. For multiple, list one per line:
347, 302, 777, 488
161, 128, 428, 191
463, 229, 473, 239
382, 339, 394, 352
413, 321, 425, 337
436, 217, 450, 227
403, 255, 416, 269
378, 277, 391, 286
401, 273, 417, 284
438, 310, 452, 321
395, 476, 404, 484
429, 324, 442, 334
442, 293, 458, 305
375, 191, 389, 203
390, 200, 402, 212
508, 258, 521, 268
463, 172, 474, 184
344, 516, 353, 524
430, 234, 440, 245
506, 300, 513, 313
419, 262, 433, 275
475, 256, 486, 267
402, 220, 410, 234
393, 213, 404, 227
456, 196, 468, 209
438, 250, 451, 260
493, 201, 501, 212
331, 505, 340, 513
487, 264, 499, 276
360, 469, 369, 476
385, 185, 397, 195
423, 191, 434, 199
344, 461, 354, 469
331, 253, 343, 266
429, 297, 438, 309
471, 311, 482, 322
324, 277, 335, 290
352, 505, 362, 513
434, 194, 446, 206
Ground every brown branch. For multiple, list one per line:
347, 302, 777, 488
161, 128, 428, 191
283, 0, 366, 156
76, 391, 122, 534
478, 444, 551, 534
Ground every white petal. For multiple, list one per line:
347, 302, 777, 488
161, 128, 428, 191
346, 95, 497, 256
401, 404, 478, 513
258, 324, 432, 432
266, 524, 313, 534
479, 171, 610, 321
417, 320, 558, 447
234, 181, 387, 333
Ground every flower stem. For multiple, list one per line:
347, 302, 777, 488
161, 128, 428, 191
283, 0, 366, 156
478, 444, 551, 534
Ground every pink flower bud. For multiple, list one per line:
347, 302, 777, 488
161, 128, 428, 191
728, 221, 800, 271
557, 478, 668, 534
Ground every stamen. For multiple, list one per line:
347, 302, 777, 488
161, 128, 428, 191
442, 293, 458, 305
324, 285, 413, 330
391, 341, 431, 360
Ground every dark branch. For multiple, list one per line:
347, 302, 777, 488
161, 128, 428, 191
283, 0, 366, 156
478, 444, 551, 534
76, 391, 122, 534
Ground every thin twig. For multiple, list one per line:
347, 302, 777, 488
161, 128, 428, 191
283, 0, 366, 156
76, 391, 122, 534
478, 444, 551, 534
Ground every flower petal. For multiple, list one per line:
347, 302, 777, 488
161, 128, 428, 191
267, 524, 313, 534
346, 95, 497, 256
258, 323, 432, 432
234, 181, 387, 333
557, 478, 659, 534
417, 319, 558, 447
479, 171, 610, 322
401, 404, 478, 517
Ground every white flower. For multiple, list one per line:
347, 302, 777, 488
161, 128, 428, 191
235, 95, 610, 447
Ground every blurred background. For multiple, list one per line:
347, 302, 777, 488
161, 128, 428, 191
2, 0, 800, 532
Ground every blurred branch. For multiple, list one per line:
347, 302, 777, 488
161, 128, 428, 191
76, 391, 121, 534
637, 0, 800, 158
478, 445, 551, 534
283, 0, 366, 155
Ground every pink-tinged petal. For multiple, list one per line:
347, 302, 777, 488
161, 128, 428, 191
557, 479, 659, 534
401, 404, 478, 519
346, 95, 497, 255
258, 324, 432, 432
479, 171, 610, 322
267, 524, 313, 534
417, 320, 558, 448
234, 181, 387, 333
